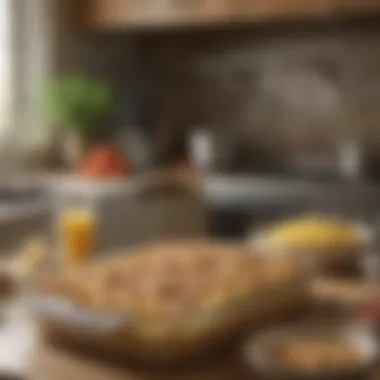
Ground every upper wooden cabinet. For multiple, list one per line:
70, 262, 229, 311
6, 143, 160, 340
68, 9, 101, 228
83, 0, 230, 28
82, 0, 380, 30
83, 0, 167, 27
230, 0, 335, 21
335, 0, 380, 14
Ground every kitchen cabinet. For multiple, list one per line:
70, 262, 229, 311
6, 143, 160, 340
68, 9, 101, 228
84, 0, 168, 28
83, 0, 230, 29
82, 0, 380, 30
334, 0, 380, 14
173, 0, 230, 24
229, 0, 333, 21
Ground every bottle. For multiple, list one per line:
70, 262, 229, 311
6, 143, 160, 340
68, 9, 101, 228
188, 128, 214, 172
339, 139, 362, 180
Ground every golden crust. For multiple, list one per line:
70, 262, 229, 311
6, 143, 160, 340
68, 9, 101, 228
38, 242, 300, 316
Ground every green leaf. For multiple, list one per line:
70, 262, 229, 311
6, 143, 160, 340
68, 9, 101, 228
41, 75, 116, 137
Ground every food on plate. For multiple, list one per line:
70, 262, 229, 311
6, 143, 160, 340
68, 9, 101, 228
271, 338, 363, 373
257, 215, 364, 252
37, 242, 302, 317
35, 242, 309, 362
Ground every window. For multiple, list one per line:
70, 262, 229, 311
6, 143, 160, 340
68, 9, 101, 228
0, 0, 58, 162
0, 0, 11, 136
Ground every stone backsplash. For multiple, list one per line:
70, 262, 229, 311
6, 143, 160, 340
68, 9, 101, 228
62, 12, 380, 168
140, 20, 380, 168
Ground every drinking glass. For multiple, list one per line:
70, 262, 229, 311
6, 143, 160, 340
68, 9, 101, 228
56, 192, 98, 266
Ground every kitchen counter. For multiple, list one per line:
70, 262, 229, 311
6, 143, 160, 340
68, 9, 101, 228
39, 174, 207, 252
0, 300, 255, 380
10, 173, 380, 207
35, 345, 254, 380
33, 335, 380, 380
0, 302, 374, 380
202, 174, 380, 238
2, 173, 380, 250
203, 175, 380, 219
204, 174, 380, 203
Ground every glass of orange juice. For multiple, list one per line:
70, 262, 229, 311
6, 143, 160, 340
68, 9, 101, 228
58, 197, 97, 265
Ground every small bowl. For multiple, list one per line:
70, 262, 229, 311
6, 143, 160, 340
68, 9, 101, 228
249, 220, 373, 277
244, 320, 378, 380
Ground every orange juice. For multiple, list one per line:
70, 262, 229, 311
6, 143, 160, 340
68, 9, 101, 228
59, 209, 97, 264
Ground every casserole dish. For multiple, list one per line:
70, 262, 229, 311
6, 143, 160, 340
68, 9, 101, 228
31, 241, 309, 363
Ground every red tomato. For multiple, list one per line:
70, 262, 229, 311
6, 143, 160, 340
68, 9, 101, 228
78, 146, 131, 179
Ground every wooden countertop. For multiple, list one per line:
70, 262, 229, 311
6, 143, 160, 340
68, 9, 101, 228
33, 342, 380, 380
2, 302, 380, 380
0, 301, 254, 380
35, 345, 254, 380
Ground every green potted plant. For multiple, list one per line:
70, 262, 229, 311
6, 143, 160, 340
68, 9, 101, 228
42, 75, 116, 167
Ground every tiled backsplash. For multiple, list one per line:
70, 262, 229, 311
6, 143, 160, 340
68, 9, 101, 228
68, 18, 380, 168
140, 21, 380, 167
